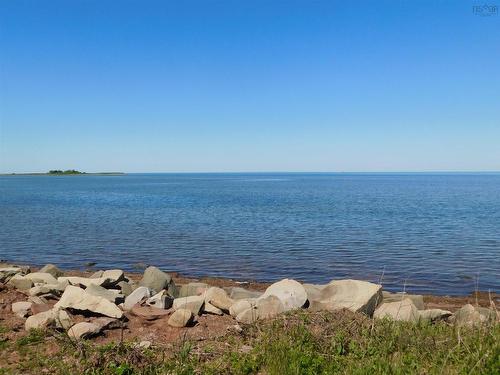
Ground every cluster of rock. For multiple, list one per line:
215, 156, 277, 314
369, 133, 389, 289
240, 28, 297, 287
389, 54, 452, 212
1, 264, 497, 340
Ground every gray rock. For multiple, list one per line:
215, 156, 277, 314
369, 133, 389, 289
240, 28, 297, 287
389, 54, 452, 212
204, 287, 233, 312
374, 298, 420, 322
7, 275, 33, 290
450, 304, 496, 326
168, 308, 193, 327
302, 284, 325, 303
102, 269, 125, 283
55, 285, 123, 318
25, 308, 71, 330
146, 290, 173, 309
173, 295, 205, 315
382, 291, 425, 310
236, 295, 285, 324
12, 301, 33, 318
123, 286, 152, 310
28, 281, 69, 297
117, 281, 133, 297
139, 266, 176, 295
310, 279, 382, 316
419, 309, 452, 322
203, 302, 223, 315
86, 284, 124, 304
229, 299, 257, 317
227, 287, 263, 300
178, 282, 209, 297
263, 279, 307, 311
68, 322, 101, 339
39, 264, 63, 278
0, 267, 23, 283
58, 276, 115, 288
24, 272, 58, 285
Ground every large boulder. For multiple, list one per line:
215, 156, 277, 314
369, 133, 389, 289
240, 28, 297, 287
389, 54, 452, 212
39, 264, 63, 278
24, 272, 58, 285
25, 309, 72, 330
7, 275, 33, 290
58, 276, 118, 288
178, 282, 209, 298
86, 284, 124, 304
123, 286, 152, 310
449, 304, 497, 326
302, 284, 325, 302
55, 285, 123, 318
263, 279, 307, 311
204, 287, 234, 312
229, 299, 257, 317
168, 308, 193, 328
12, 301, 33, 318
227, 287, 263, 300
28, 281, 69, 297
236, 295, 285, 324
310, 279, 382, 316
139, 266, 176, 295
173, 295, 205, 315
374, 298, 420, 322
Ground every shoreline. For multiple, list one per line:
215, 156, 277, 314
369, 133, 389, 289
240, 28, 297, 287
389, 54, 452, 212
1, 259, 497, 299
1, 261, 498, 373
2, 261, 497, 311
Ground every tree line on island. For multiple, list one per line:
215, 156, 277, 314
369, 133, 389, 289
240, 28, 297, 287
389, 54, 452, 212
48, 170, 85, 175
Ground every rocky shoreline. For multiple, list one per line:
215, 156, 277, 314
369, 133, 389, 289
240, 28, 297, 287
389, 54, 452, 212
1, 262, 498, 344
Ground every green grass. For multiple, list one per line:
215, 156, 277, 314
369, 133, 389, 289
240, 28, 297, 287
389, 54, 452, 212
1, 310, 498, 374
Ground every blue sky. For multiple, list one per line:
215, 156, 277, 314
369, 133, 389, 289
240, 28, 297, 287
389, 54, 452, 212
0, 0, 499, 173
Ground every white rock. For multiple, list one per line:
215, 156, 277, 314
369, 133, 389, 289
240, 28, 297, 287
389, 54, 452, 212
236, 295, 285, 324
24, 308, 71, 330
58, 276, 113, 288
24, 272, 58, 285
168, 308, 193, 327
68, 322, 101, 339
7, 275, 34, 290
374, 298, 420, 322
146, 290, 173, 309
55, 285, 123, 318
123, 286, 152, 310
173, 295, 205, 315
204, 302, 223, 315
230, 299, 257, 317
12, 301, 33, 318
263, 279, 307, 311
419, 309, 452, 322
39, 264, 63, 278
311, 279, 382, 316
204, 287, 234, 312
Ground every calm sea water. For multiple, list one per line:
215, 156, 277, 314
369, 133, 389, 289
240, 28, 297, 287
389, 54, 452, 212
0, 173, 499, 295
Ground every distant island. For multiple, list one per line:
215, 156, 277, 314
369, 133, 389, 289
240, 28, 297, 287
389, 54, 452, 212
1, 170, 125, 176
48, 169, 85, 175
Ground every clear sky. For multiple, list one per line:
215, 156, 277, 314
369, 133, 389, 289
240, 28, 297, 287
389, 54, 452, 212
0, 0, 499, 173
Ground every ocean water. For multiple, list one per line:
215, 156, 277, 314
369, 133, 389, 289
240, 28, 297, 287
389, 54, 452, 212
0, 173, 499, 295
